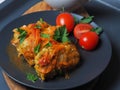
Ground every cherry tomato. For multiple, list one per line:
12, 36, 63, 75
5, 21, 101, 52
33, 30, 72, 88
56, 12, 75, 32
74, 23, 93, 39
79, 32, 99, 50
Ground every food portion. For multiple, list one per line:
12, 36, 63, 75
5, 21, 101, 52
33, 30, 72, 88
11, 18, 80, 81
11, 19, 50, 66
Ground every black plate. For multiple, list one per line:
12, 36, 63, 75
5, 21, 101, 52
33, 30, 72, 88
0, 11, 112, 89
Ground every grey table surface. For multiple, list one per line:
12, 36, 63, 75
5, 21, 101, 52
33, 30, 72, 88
0, 0, 120, 90
85, 0, 120, 90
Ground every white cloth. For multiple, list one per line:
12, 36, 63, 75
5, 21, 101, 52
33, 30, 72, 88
0, 0, 5, 4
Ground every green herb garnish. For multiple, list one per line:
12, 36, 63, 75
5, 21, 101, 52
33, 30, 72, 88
45, 41, 52, 47
53, 26, 70, 43
92, 27, 103, 35
41, 33, 50, 38
80, 16, 94, 23
74, 16, 80, 25
39, 18, 44, 23
35, 25, 41, 29
16, 28, 27, 44
34, 44, 40, 54
26, 73, 38, 82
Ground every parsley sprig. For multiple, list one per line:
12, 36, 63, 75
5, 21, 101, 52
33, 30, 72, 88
34, 44, 40, 54
26, 73, 38, 82
35, 25, 41, 29
45, 41, 52, 47
80, 16, 94, 23
16, 28, 27, 44
39, 18, 44, 23
41, 33, 50, 38
92, 27, 103, 35
74, 16, 94, 24
53, 26, 70, 43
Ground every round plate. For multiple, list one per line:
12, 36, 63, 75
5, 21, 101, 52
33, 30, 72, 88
0, 11, 112, 89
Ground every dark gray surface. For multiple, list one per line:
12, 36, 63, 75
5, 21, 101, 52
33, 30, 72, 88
0, 0, 41, 31
85, 0, 120, 90
0, 0, 13, 10
96, 0, 120, 11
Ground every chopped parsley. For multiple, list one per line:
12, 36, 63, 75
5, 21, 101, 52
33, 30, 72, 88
45, 41, 52, 47
74, 16, 80, 25
41, 33, 50, 38
39, 18, 44, 23
26, 73, 38, 82
16, 28, 27, 44
80, 16, 94, 23
34, 44, 40, 54
35, 25, 41, 29
53, 26, 70, 43
91, 27, 103, 35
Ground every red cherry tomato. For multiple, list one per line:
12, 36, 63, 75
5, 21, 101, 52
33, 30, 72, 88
56, 12, 75, 33
79, 32, 99, 50
74, 23, 93, 39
